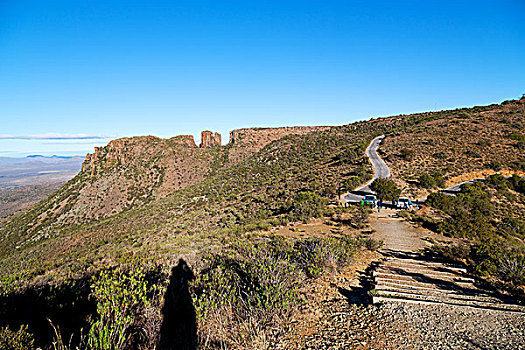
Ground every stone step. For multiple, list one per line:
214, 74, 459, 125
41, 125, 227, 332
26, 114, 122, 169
375, 289, 501, 307
384, 258, 467, 273
375, 284, 499, 303
373, 270, 475, 283
375, 278, 478, 294
372, 253, 525, 313
376, 266, 465, 279
372, 292, 525, 313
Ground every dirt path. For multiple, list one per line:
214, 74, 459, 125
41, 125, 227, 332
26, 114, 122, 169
368, 208, 432, 253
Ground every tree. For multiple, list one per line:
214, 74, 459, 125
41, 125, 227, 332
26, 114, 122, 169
369, 178, 400, 200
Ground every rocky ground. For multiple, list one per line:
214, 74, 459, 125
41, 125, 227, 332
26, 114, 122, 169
275, 287, 524, 350
381, 301, 525, 350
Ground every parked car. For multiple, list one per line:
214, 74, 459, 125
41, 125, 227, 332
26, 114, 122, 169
363, 195, 377, 207
396, 197, 412, 209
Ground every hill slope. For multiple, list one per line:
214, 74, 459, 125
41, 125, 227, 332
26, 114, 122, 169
1, 97, 523, 287
377, 97, 525, 197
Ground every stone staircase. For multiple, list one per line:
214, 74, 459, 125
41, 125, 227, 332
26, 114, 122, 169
371, 253, 525, 313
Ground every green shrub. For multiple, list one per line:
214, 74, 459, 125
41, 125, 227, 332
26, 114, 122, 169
470, 239, 525, 286
486, 161, 502, 171
487, 174, 507, 190
426, 179, 525, 290
192, 240, 301, 347
399, 148, 414, 161
343, 176, 361, 191
192, 235, 378, 347
497, 217, 525, 239
292, 191, 327, 221
508, 174, 525, 194
429, 239, 524, 288
497, 247, 525, 286
293, 237, 360, 277
418, 173, 437, 189
0, 325, 35, 350
88, 267, 152, 350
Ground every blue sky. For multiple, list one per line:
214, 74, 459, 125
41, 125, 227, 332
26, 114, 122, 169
1, 0, 524, 157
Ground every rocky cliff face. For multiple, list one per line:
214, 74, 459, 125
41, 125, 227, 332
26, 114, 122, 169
42, 134, 218, 226
82, 135, 198, 175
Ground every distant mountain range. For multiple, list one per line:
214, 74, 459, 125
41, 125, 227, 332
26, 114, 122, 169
26, 154, 82, 159
0, 155, 84, 165
0, 155, 84, 190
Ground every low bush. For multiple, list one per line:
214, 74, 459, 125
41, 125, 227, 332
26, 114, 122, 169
418, 171, 446, 189
399, 148, 414, 161
429, 240, 524, 288
292, 191, 327, 222
369, 178, 400, 201
425, 177, 525, 292
0, 324, 35, 350
418, 173, 437, 189
192, 235, 379, 348
427, 183, 494, 239
88, 266, 161, 350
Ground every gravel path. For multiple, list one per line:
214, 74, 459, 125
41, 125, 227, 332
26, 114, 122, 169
369, 209, 431, 253
275, 298, 525, 350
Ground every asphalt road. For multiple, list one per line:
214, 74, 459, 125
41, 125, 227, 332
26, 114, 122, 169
361, 135, 390, 192
342, 135, 389, 205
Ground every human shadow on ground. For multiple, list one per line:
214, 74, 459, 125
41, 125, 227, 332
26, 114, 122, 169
159, 259, 197, 350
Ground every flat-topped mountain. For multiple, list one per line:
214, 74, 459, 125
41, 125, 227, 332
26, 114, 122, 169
1, 98, 523, 285
3, 126, 332, 235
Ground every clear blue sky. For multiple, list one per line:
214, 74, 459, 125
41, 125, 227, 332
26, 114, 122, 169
1, 0, 524, 157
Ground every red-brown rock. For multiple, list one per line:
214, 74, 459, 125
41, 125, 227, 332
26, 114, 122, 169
200, 131, 221, 147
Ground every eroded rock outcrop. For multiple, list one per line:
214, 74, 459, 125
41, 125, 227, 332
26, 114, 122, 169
200, 131, 221, 147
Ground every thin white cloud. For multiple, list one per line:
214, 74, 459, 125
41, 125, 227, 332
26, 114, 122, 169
0, 133, 114, 140
43, 141, 111, 145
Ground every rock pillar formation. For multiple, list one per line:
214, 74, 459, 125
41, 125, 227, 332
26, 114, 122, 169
200, 131, 221, 147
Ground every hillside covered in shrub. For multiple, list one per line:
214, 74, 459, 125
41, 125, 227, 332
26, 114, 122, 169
418, 174, 525, 294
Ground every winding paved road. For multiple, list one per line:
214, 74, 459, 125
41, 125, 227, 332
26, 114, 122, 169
342, 135, 389, 205
363, 135, 390, 189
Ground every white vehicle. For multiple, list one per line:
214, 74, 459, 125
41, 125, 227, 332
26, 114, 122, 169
396, 197, 412, 209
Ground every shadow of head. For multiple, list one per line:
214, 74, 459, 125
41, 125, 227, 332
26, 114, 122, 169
159, 259, 197, 350
170, 258, 196, 285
